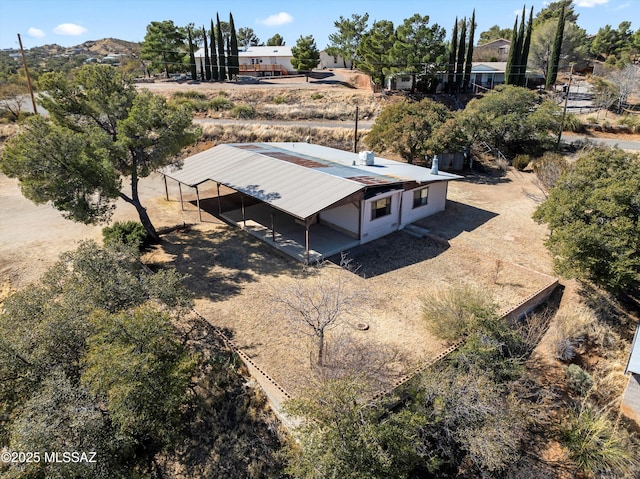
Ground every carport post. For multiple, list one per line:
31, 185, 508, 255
241, 194, 246, 228
195, 185, 202, 222
216, 183, 222, 214
305, 218, 310, 263
163, 175, 169, 201
271, 209, 276, 242
178, 183, 184, 211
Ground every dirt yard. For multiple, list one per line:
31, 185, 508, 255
0, 164, 557, 397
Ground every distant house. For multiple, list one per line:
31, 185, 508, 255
162, 143, 461, 263
622, 323, 640, 425
473, 38, 511, 62
319, 51, 351, 69
195, 45, 301, 76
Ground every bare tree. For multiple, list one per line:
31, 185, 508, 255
607, 64, 639, 113
271, 255, 362, 366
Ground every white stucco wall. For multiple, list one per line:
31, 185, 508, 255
319, 203, 360, 238
400, 182, 448, 228
360, 191, 402, 244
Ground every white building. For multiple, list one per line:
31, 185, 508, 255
162, 143, 461, 262
195, 45, 297, 76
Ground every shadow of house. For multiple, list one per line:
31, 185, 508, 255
413, 200, 498, 242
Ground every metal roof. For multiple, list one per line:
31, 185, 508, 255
162, 143, 461, 220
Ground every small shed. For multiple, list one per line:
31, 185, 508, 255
162, 143, 461, 262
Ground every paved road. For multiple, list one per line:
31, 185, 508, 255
562, 133, 640, 151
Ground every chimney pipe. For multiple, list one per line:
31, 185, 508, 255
431, 155, 439, 175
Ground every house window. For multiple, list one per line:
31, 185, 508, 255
413, 188, 428, 208
371, 197, 392, 220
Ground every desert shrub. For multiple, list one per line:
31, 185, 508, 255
559, 404, 638, 477
102, 221, 149, 250
512, 154, 531, 171
532, 151, 568, 193
216, 90, 228, 97
311, 93, 324, 100
618, 115, 640, 133
585, 116, 598, 124
273, 95, 287, 105
564, 364, 593, 396
172, 90, 207, 100
208, 96, 234, 111
231, 104, 256, 119
547, 306, 593, 361
563, 113, 586, 132
422, 284, 498, 342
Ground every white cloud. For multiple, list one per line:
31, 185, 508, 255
53, 23, 88, 36
258, 12, 293, 27
575, 0, 609, 7
27, 27, 45, 38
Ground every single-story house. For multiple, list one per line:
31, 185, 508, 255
319, 51, 352, 69
473, 38, 511, 62
388, 62, 515, 91
162, 143, 461, 262
622, 323, 640, 424
195, 45, 298, 76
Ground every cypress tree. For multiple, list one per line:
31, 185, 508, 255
216, 13, 227, 81
229, 12, 240, 79
203, 26, 212, 81
447, 18, 458, 93
187, 27, 197, 80
505, 16, 519, 85
464, 10, 476, 92
456, 18, 466, 93
210, 19, 219, 81
519, 6, 534, 87
200, 58, 205, 81
546, 5, 565, 89
513, 6, 525, 86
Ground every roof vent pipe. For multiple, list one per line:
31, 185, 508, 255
359, 150, 375, 166
431, 155, 439, 175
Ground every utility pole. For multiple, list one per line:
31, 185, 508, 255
353, 105, 359, 153
17, 34, 38, 115
557, 63, 574, 150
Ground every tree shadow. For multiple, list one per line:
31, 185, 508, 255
149, 225, 297, 302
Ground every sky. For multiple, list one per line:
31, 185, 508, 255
0, 0, 636, 51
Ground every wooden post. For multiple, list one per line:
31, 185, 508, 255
195, 185, 202, 222
178, 183, 184, 211
17, 34, 38, 115
163, 175, 169, 201
353, 105, 359, 153
241, 194, 246, 228
305, 218, 310, 264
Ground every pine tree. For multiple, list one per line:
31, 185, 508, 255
210, 19, 219, 81
447, 18, 458, 93
519, 6, 534, 87
203, 26, 212, 81
216, 13, 227, 81
505, 16, 519, 85
229, 13, 240, 79
546, 4, 565, 89
456, 18, 467, 93
187, 27, 197, 80
464, 10, 476, 92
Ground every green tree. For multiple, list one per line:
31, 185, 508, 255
546, 4, 565, 89
389, 14, 446, 93
518, 6, 534, 87
455, 18, 467, 92
326, 13, 370, 68
291, 35, 320, 82
505, 16, 520, 85
463, 10, 476, 92
285, 377, 421, 479
533, 147, 640, 293
216, 13, 227, 81
365, 99, 452, 164
591, 22, 634, 62
266, 33, 285, 46
533, 0, 578, 28
210, 19, 219, 81
140, 20, 186, 78
478, 25, 512, 44
202, 25, 212, 80
237, 27, 261, 47
447, 17, 458, 93
228, 13, 240, 79
187, 27, 197, 80
456, 85, 561, 157
356, 20, 396, 87
0, 65, 200, 242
